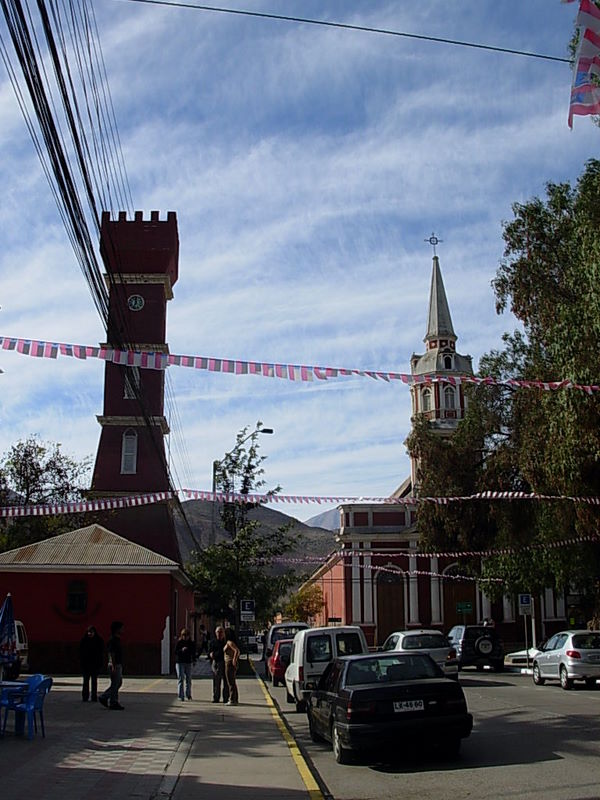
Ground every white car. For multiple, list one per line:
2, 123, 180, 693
533, 630, 600, 689
380, 629, 459, 679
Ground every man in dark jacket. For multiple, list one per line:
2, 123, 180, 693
80, 625, 104, 702
99, 621, 125, 710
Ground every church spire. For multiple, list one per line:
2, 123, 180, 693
425, 255, 456, 344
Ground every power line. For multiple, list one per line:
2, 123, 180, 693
125, 0, 572, 64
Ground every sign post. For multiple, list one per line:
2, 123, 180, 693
518, 593, 532, 668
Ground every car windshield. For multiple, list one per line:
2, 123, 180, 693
403, 634, 448, 649
572, 634, 600, 650
345, 655, 442, 686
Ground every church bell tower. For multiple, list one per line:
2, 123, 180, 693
89, 210, 181, 562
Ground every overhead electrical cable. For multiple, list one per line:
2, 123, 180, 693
125, 0, 572, 64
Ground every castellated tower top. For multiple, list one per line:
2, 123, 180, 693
100, 210, 179, 286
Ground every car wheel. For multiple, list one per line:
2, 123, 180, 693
560, 666, 573, 690
532, 663, 545, 686
332, 724, 351, 764
585, 678, 597, 689
307, 709, 324, 743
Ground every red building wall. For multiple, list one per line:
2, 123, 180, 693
0, 570, 194, 675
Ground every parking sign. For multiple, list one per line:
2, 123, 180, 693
518, 593, 532, 615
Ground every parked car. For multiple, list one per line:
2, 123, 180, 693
264, 622, 309, 662
504, 647, 542, 668
381, 629, 458, 679
447, 625, 504, 672
285, 625, 369, 712
307, 652, 473, 764
2, 619, 29, 680
532, 630, 600, 690
267, 638, 293, 686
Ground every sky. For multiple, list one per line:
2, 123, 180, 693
0, 0, 597, 524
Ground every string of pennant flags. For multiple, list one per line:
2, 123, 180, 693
2, 488, 600, 519
2, 335, 600, 393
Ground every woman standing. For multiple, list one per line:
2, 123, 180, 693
175, 628, 196, 701
80, 625, 104, 702
223, 628, 240, 706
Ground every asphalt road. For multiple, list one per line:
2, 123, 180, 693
265, 666, 600, 800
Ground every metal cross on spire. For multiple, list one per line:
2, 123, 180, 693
424, 232, 443, 256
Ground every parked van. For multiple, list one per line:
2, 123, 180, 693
264, 622, 310, 662
284, 625, 369, 711
3, 620, 29, 680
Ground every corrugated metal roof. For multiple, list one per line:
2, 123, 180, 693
0, 525, 179, 568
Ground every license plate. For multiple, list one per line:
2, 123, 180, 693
393, 699, 424, 713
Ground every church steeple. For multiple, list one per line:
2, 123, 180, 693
425, 255, 456, 345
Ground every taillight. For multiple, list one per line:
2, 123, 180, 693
566, 650, 581, 659
346, 700, 376, 721
299, 666, 304, 682
447, 648, 457, 660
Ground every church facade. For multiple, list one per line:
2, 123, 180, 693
306, 254, 568, 649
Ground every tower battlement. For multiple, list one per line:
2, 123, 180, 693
100, 210, 179, 284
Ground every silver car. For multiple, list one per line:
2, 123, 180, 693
532, 630, 600, 690
381, 629, 459, 679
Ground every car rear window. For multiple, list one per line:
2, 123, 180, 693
346, 655, 442, 685
403, 634, 448, 649
278, 643, 292, 659
572, 634, 600, 649
272, 626, 305, 643
336, 632, 363, 656
307, 634, 332, 663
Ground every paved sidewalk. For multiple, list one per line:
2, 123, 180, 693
0, 661, 316, 800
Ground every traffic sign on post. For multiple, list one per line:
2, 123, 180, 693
518, 593, 532, 615
240, 599, 255, 622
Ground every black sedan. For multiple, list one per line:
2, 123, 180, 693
307, 652, 473, 764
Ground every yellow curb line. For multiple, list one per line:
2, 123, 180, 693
252, 662, 324, 800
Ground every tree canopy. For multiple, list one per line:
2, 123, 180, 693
407, 160, 600, 612
186, 424, 302, 628
0, 435, 91, 551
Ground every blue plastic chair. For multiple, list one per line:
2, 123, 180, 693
1, 676, 52, 739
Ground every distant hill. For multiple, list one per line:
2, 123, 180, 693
303, 507, 340, 531
173, 500, 337, 573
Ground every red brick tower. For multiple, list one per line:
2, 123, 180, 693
89, 210, 181, 562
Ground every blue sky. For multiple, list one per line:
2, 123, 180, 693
0, 1, 596, 523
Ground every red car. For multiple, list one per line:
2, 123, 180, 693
267, 638, 293, 687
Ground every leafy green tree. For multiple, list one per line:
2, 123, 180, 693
407, 160, 600, 613
0, 436, 92, 551
186, 424, 302, 630
284, 584, 324, 622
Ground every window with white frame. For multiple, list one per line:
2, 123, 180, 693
444, 386, 455, 409
121, 428, 138, 474
422, 387, 432, 412
124, 367, 141, 399
443, 354, 453, 370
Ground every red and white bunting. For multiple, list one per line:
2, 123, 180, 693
2, 335, 599, 394
0, 492, 173, 519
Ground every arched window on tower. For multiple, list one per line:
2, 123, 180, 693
444, 386, 455, 410
422, 387, 432, 412
444, 354, 453, 370
121, 428, 138, 474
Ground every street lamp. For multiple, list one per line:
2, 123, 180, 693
209, 425, 274, 546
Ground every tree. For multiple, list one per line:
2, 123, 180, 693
186, 424, 302, 629
0, 436, 92, 551
407, 160, 600, 613
284, 584, 324, 622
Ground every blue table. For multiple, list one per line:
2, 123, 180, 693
0, 681, 28, 736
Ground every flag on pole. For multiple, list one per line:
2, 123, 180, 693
569, 0, 600, 126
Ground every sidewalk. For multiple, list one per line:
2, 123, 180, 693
0, 660, 318, 800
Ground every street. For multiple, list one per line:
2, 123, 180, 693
265, 665, 600, 800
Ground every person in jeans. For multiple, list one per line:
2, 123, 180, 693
79, 625, 104, 702
209, 626, 229, 703
175, 628, 196, 701
224, 628, 240, 706
99, 621, 124, 710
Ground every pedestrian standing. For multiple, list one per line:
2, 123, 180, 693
175, 628, 196, 701
79, 625, 104, 702
224, 628, 240, 706
209, 626, 229, 703
99, 621, 125, 710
